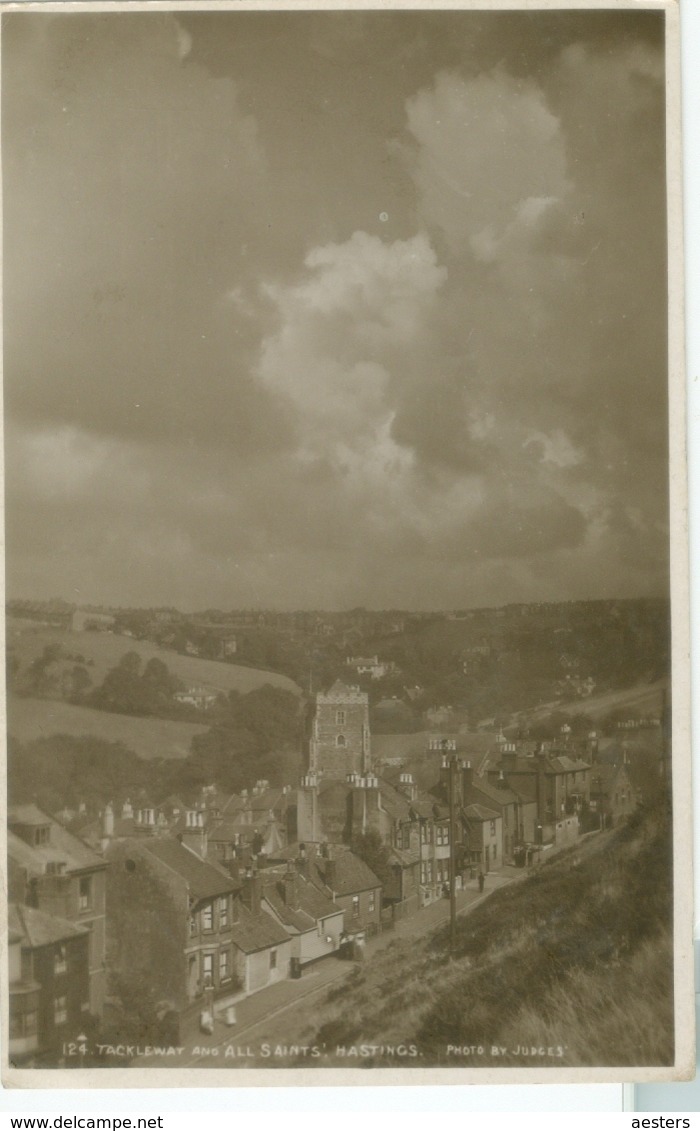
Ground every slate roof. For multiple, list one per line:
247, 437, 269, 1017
9, 903, 89, 948
310, 851, 381, 896
7, 808, 106, 875
468, 779, 521, 808
463, 803, 500, 822
8, 804, 49, 826
263, 874, 339, 933
229, 902, 290, 954
141, 839, 239, 902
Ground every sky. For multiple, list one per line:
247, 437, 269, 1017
2, 7, 670, 611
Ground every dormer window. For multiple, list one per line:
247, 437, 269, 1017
35, 826, 50, 846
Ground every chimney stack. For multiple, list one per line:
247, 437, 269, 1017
325, 850, 337, 889
283, 863, 299, 910
241, 867, 262, 916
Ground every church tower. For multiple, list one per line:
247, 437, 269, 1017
309, 680, 371, 779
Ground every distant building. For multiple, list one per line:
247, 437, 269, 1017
346, 656, 398, 680
173, 687, 219, 711
72, 610, 115, 633
309, 680, 371, 780
589, 762, 636, 827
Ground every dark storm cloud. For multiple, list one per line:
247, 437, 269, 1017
2, 8, 670, 609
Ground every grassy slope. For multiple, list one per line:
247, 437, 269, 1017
6, 695, 207, 760
304, 800, 673, 1069
6, 619, 301, 696
524, 677, 668, 723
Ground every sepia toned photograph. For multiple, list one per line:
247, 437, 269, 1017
1, 0, 692, 1086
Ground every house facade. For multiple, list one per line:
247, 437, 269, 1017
8, 903, 91, 1066
262, 863, 344, 972
105, 838, 242, 1029
8, 804, 108, 1018
306, 846, 382, 936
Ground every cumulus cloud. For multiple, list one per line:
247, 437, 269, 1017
402, 68, 570, 258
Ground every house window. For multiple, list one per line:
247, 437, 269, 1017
368, 890, 375, 914
189, 912, 198, 937
78, 876, 92, 911
54, 946, 68, 975
202, 953, 214, 987
436, 825, 449, 846
336, 710, 346, 726
490, 821, 496, 836
54, 995, 68, 1025
420, 861, 433, 885
202, 904, 213, 932
336, 734, 346, 747
352, 896, 360, 918
35, 826, 50, 846
218, 897, 229, 927
269, 949, 277, 970
10, 1007, 37, 1039
219, 949, 230, 982
421, 823, 431, 845
491, 844, 497, 861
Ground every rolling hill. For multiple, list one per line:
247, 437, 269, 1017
6, 618, 301, 696
6, 695, 207, 760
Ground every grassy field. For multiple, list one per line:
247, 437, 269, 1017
6, 618, 301, 696
6, 694, 207, 760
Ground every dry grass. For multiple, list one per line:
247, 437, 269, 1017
307, 797, 674, 1068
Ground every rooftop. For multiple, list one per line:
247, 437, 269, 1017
229, 901, 290, 954
141, 839, 239, 903
9, 903, 89, 949
263, 873, 339, 933
310, 850, 381, 896
8, 807, 106, 874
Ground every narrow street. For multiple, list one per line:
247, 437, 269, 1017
172, 867, 522, 1068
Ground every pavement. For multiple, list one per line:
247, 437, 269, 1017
163, 866, 525, 1067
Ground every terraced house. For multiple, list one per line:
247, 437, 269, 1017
7, 804, 108, 1018
105, 837, 241, 1034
